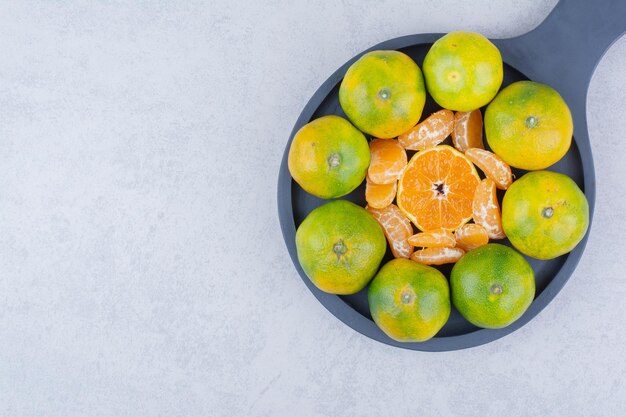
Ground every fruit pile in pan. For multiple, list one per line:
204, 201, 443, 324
288, 32, 589, 342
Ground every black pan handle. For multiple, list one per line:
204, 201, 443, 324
495, 0, 626, 106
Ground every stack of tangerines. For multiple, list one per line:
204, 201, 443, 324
288, 31, 589, 342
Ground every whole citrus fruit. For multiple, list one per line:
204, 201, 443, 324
339, 50, 426, 139
502, 171, 589, 260
368, 258, 450, 342
450, 243, 535, 329
423, 31, 503, 112
296, 200, 386, 295
485, 81, 573, 170
288, 115, 370, 199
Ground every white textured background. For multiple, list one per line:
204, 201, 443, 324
1, 1, 625, 416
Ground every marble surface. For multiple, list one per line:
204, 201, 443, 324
1, 1, 625, 416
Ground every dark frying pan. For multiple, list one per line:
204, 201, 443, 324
277, 0, 625, 351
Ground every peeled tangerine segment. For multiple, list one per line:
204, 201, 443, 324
451, 109, 484, 152
465, 147, 513, 190
407, 229, 455, 248
367, 204, 414, 259
368, 139, 407, 184
411, 247, 465, 265
398, 109, 454, 151
455, 223, 489, 251
473, 178, 506, 239
365, 177, 397, 209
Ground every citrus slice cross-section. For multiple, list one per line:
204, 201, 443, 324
397, 145, 480, 232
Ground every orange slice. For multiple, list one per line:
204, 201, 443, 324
455, 223, 489, 251
407, 229, 455, 248
472, 178, 505, 239
411, 247, 465, 265
365, 176, 397, 209
367, 204, 414, 259
368, 139, 407, 184
397, 145, 480, 232
398, 109, 454, 151
465, 148, 513, 190
451, 109, 484, 152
